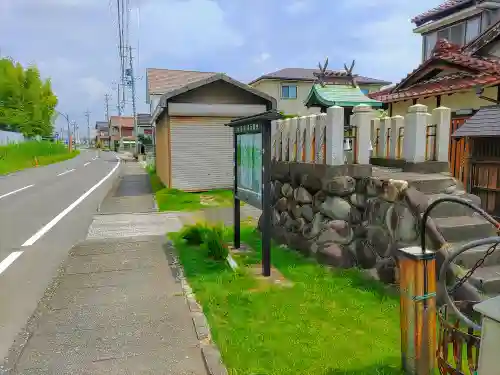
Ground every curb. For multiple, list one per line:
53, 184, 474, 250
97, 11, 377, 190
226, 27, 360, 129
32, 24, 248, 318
167, 241, 228, 375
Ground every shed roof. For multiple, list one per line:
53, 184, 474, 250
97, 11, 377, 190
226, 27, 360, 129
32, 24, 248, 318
151, 73, 277, 123
305, 84, 383, 108
452, 105, 500, 138
146, 68, 217, 96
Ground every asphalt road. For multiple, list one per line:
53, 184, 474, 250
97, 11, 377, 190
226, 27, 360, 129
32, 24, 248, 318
0, 149, 121, 360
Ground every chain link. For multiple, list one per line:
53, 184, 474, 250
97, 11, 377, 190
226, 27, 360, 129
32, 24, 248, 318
448, 242, 500, 295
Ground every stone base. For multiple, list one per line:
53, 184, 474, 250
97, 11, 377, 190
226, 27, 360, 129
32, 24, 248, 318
271, 161, 372, 184
248, 264, 294, 288
370, 157, 406, 169
402, 161, 449, 174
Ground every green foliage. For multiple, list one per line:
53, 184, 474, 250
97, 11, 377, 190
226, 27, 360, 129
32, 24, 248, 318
278, 111, 298, 119
138, 134, 153, 145
203, 225, 229, 261
0, 141, 77, 175
0, 58, 58, 137
376, 109, 389, 118
180, 223, 209, 245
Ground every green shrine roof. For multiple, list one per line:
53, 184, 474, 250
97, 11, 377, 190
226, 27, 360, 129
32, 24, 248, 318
305, 83, 383, 108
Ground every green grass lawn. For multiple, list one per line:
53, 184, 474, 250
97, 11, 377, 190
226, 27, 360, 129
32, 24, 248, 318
0, 141, 79, 175
147, 167, 236, 211
171, 225, 403, 375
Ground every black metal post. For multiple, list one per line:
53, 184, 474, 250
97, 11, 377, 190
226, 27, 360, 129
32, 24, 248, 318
233, 132, 241, 249
261, 121, 272, 277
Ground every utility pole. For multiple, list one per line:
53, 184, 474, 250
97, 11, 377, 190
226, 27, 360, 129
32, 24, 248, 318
127, 45, 138, 154
104, 94, 110, 121
84, 110, 91, 146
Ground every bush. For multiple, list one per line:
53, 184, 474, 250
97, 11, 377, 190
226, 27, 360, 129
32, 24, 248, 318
180, 223, 208, 245
203, 225, 228, 261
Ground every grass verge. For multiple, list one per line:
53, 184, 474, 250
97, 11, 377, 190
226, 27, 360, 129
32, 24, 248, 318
171, 225, 403, 375
0, 141, 80, 175
146, 166, 236, 211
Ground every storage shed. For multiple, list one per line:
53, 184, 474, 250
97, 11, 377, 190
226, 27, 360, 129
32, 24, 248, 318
151, 73, 276, 191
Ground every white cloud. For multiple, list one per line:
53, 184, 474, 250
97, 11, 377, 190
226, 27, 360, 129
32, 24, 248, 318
285, 1, 311, 15
254, 52, 271, 64
78, 77, 109, 102
339, 1, 442, 82
139, 0, 243, 61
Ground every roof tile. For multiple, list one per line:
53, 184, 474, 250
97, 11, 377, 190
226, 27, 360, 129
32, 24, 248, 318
412, 0, 470, 24
109, 116, 134, 128
368, 39, 500, 102
146, 68, 217, 95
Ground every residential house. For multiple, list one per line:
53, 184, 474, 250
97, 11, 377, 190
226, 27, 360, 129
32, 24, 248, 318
146, 68, 275, 191
109, 116, 136, 150
137, 113, 153, 138
249, 68, 390, 116
368, 0, 500, 183
95, 121, 110, 147
369, 0, 500, 117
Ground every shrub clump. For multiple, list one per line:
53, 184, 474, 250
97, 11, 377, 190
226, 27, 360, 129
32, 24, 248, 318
180, 223, 208, 245
203, 225, 229, 261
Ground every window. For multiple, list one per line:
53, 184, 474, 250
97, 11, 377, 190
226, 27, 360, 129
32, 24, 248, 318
423, 16, 483, 60
450, 23, 465, 45
437, 28, 450, 41
482, 10, 500, 32
466, 16, 481, 43
360, 88, 369, 95
424, 32, 438, 60
281, 84, 297, 99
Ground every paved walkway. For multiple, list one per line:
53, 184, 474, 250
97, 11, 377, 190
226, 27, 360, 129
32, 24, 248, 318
2, 161, 207, 375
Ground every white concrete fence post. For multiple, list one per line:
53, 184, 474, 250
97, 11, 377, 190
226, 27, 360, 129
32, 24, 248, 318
297, 116, 307, 162
281, 118, 290, 161
271, 120, 278, 160
390, 115, 404, 159
371, 118, 380, 156
314, 114, 326, 163
289, 117, 298, 162
325, 106, 344, 166
404, 104, 428, 163
432, 106, 452, 163
305, 115, 315, 163
378, 117, 388, 158
353, 104, 374, 165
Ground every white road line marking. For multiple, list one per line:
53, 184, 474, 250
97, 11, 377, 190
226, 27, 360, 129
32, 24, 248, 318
0, 184, 34, 200
57, 168, 75, 177
22, 158, 121, 247
0, 251, 23, 275
84, 162, 91, 167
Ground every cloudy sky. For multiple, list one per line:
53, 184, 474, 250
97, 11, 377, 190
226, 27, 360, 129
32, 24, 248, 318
0, 0, 442, 135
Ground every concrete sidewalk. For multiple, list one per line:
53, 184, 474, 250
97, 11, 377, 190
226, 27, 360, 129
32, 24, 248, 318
2, 161, 209, 375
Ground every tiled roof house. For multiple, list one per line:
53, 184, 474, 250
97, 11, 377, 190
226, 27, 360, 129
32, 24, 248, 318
369, 0, 500, 117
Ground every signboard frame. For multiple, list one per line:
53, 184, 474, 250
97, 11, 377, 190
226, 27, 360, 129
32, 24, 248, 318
226, 110, 283, 277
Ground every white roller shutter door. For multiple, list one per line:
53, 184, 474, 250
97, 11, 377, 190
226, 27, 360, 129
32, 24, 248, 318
170, 116, 234, 191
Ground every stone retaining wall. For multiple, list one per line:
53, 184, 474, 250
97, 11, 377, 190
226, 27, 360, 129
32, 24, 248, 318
265, 161, 482, 301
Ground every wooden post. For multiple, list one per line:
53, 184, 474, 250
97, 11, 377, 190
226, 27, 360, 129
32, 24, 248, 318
398, 246, 437, 375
